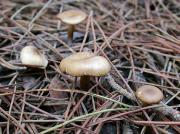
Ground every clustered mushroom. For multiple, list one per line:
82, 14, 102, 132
59, 52, 111, 90
136, 85, 164, 105
57, 10, 87, 44
20, 46, 48, 68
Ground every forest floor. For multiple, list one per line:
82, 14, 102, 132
0, 0, 179, 134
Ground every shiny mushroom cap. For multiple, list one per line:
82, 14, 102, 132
20, 46, 48, 68
136, 85, 163, 105
57, 10, 87, 25
60, 52, 111, 77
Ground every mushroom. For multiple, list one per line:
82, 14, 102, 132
60, 52, 111, 90
20, 46, 48, 68
57, 10, 87, 43
136, 85, 163, 105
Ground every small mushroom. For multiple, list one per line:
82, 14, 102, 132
60, 52, 111, 90
57, 10, 87, 44
136, 85, 163, 105
20, 46, 48, 68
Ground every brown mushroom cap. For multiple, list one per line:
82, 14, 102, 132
136, 85, 163, 105
60, 52, 111, 77
20, 46, 48, 68
57, 10, 87, 25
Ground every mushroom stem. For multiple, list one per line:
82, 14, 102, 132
80, 75, 90, 90
67, 24, 75, 44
